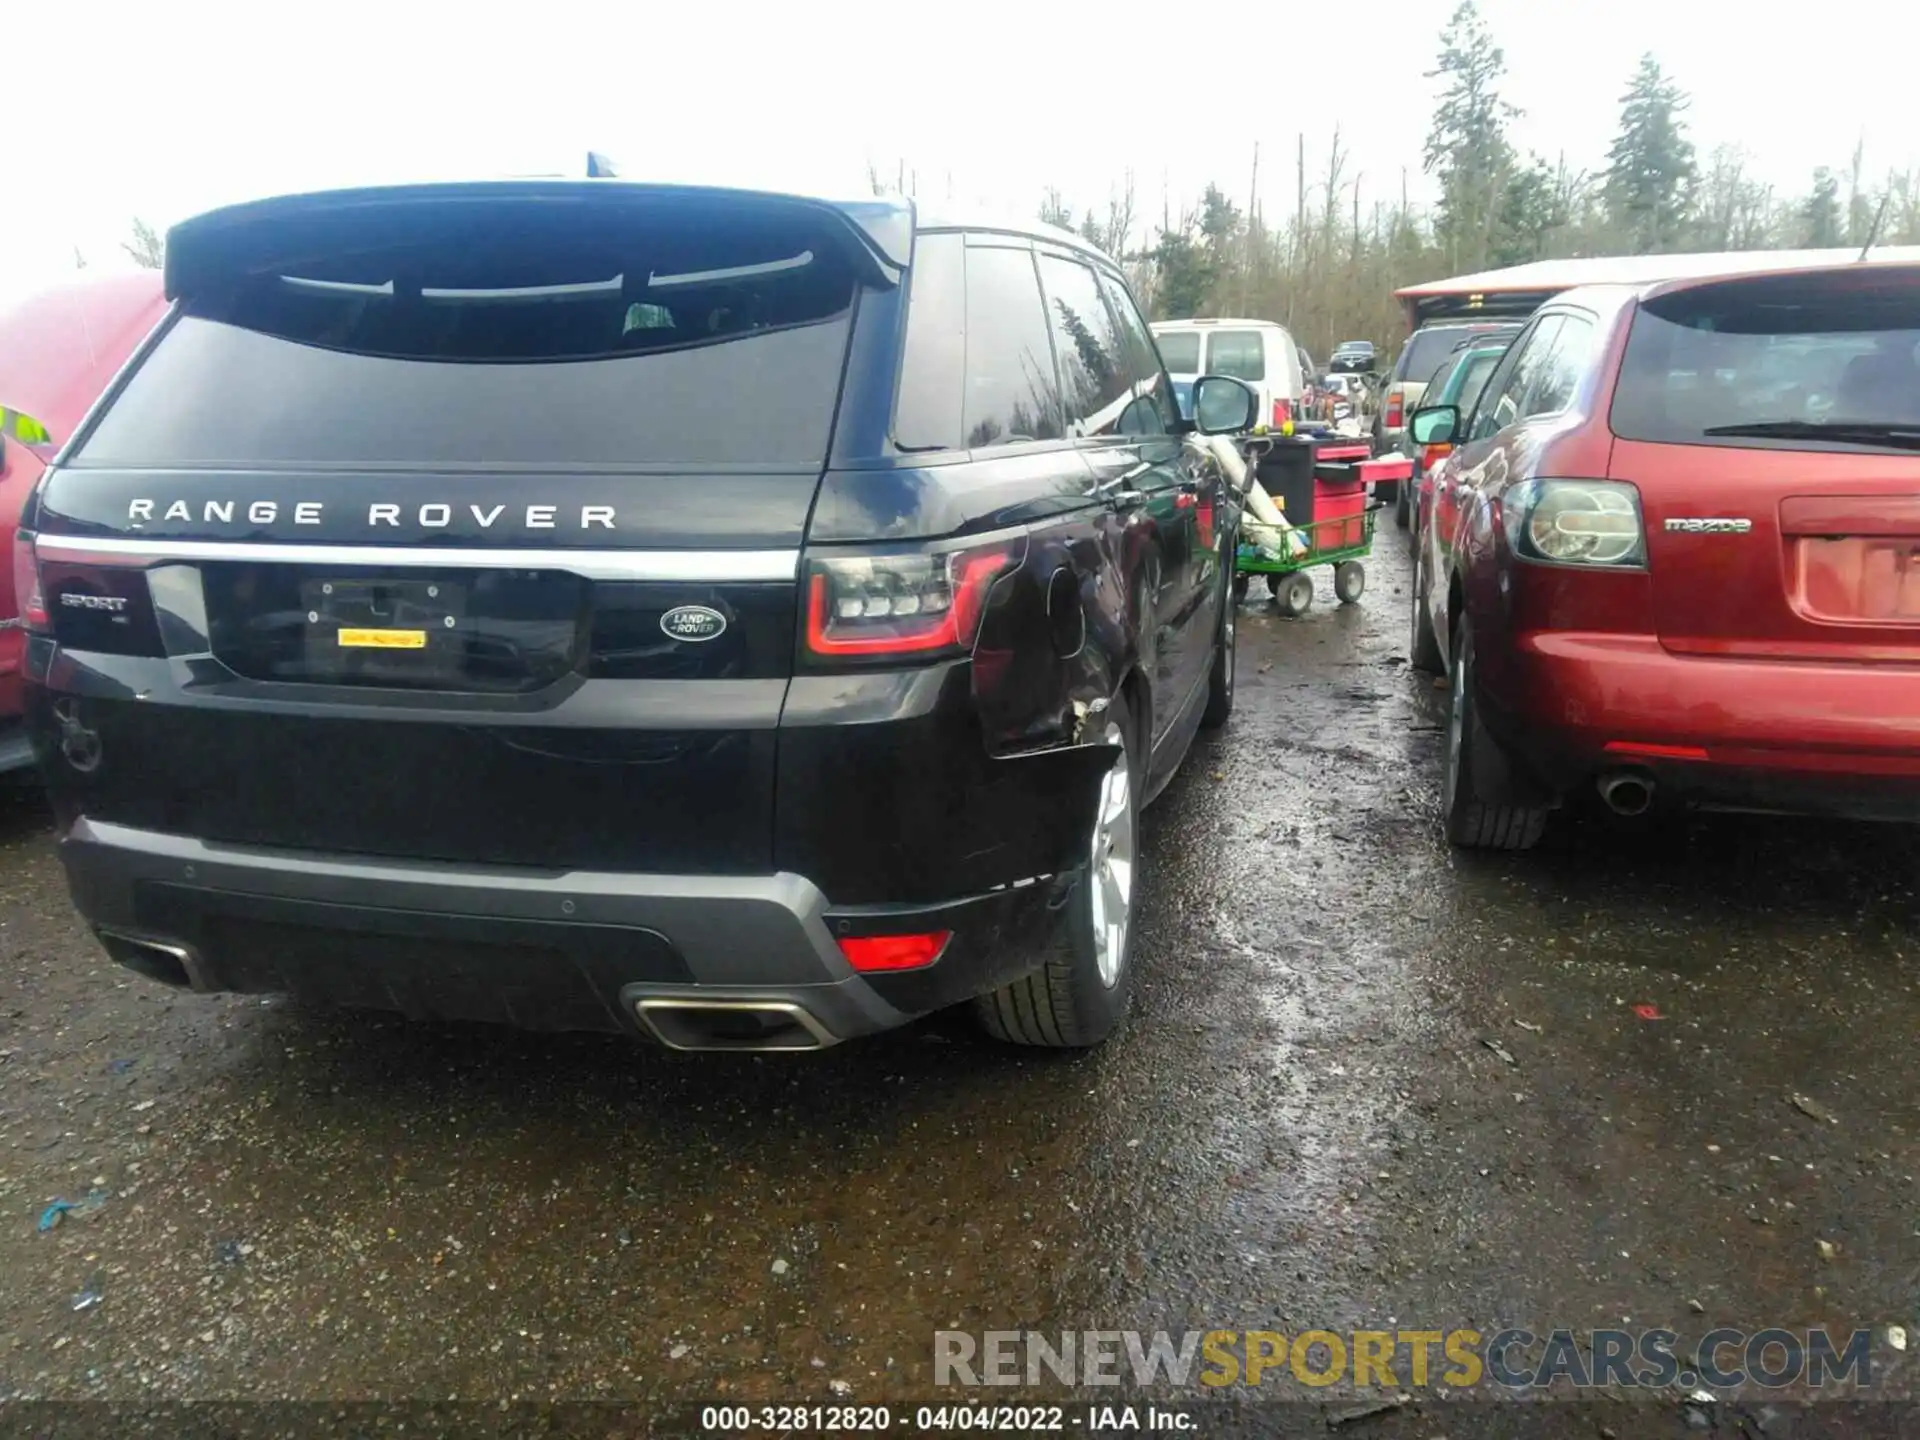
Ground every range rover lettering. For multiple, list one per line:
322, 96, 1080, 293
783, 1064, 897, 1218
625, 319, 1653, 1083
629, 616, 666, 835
18, 181, 1258, 1051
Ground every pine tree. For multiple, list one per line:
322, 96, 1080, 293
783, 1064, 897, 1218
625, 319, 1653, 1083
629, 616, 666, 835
123, 219, 164, 270
1801, 169, 1843, 247
1490, 156, 1566, 266
1602, 55, 1696, 253
1423, 0, 1518, 272
1148, 228, 1213, 320
1198, 185, 1241, 261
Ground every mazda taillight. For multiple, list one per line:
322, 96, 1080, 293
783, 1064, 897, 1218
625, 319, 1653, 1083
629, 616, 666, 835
1385, 391, 1404, 428
11, 532, 48, 633
1501, 479, 1646, 567
803, 537, 1025, 663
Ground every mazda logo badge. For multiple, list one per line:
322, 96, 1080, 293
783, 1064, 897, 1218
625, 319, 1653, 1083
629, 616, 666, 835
660, 605, 728, 643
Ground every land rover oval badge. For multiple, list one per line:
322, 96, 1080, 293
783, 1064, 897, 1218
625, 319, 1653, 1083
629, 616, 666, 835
660, 605, 728, 643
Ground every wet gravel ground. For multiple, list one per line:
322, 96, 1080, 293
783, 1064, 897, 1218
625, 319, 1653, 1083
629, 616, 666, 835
3, 529, 1919, 1435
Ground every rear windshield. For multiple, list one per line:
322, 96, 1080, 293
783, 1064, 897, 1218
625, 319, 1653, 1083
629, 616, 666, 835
1394, 323, 1519, 384
75, 205, 858, 468
1206, 330, 1266, 382
1611, 272, 1920, 449
1154, 331, 1201, 374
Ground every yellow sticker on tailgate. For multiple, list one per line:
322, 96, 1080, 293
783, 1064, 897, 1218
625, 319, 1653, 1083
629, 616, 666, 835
338, 627, 428, 650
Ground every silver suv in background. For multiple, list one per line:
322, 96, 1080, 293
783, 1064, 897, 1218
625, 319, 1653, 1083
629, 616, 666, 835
1375, 319, 1522, 456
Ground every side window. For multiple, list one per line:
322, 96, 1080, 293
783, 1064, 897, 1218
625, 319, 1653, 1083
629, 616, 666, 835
962, 244, 1065, 449
1154, 330, 1201, 374
1469, 316, 1562, 442
1205, 330, 1266, 382
1520, 314, 1599, 418
892, 231, 965, 451
1097, 270, 1177, 436
1456, 353, 1503, 431
1036, 254, 1130, 437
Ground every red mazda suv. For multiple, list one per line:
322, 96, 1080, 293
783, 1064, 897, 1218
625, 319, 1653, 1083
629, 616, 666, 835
0, 273, 168, 774
1408, 257, 1920, 849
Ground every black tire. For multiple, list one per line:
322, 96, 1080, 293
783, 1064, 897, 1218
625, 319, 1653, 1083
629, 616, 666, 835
1394, 472, 1412, 529
1276, 572, 1313, 617
1442, 621, 1549, 851
1232, 573, 1249, 603
1201, 582, 1236, 730
1265, 572, 1282, 596
1409, 546, 1444, 675
976, 699, 1142, 1047
1334, 561, 1366, 604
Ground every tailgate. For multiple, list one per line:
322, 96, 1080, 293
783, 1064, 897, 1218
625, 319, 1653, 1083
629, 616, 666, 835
1623, 442, 1920, 662
1610, 265, 1920, 665
34, 184, 873, 872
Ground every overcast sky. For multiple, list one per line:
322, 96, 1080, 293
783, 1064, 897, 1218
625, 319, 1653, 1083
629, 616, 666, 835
4, 0, 1915, 309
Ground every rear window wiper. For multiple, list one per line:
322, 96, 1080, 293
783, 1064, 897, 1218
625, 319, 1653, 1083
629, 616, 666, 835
1700, 419, 1920, 451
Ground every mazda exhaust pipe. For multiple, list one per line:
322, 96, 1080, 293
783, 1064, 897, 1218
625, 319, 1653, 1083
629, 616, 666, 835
1596, 771, 1655, 817
632, 998, 839, 1052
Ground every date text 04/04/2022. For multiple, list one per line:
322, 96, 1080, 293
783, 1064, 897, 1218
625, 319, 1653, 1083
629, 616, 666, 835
696, 1404, 1197, 1431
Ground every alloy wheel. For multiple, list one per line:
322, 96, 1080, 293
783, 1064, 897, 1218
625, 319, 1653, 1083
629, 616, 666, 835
1088, 722, 1135, 988
1222, 606, 1236, 691
1443, 645, 1467, 815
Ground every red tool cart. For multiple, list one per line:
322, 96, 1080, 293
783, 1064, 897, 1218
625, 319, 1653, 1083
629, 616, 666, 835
1234, 437, 1414, 617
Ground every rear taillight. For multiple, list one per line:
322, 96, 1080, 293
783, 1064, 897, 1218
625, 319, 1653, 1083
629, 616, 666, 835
11, 532, 49, 633
804, 538, 1024, 662
17, 536, 165, 654
1501, 479, 1646, 567
1385, 392, 1404, 428
836, 931, 952, 972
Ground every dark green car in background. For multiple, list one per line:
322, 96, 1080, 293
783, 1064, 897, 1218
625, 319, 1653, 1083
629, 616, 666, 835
1396, 340, 1511, 532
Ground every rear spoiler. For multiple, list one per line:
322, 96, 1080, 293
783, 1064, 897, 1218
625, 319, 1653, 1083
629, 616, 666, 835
163, 182, 913, 301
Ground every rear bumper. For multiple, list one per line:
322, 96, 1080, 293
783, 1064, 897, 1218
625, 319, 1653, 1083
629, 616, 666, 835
61, 817, 1071, 1046
1498, 631, 1920, 816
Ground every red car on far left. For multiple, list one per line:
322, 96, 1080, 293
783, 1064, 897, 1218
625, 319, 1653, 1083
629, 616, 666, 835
0, 272, 168, 775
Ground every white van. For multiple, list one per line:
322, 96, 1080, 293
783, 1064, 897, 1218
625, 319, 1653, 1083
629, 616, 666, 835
1150, 318, 1308, 431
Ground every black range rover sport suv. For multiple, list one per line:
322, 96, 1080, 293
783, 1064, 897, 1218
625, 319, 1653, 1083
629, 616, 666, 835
18, 181, 1257, 1051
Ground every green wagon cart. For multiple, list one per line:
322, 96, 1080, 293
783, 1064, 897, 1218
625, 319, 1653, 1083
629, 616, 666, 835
1231, 440, 1412, 618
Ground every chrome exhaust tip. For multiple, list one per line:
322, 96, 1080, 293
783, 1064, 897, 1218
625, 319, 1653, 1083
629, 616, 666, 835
633, 998, 838, 1052
96, 930, 205, 990
1596, 771, 1655, 818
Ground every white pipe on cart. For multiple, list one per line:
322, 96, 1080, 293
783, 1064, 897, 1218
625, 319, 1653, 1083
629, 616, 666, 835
1202, 435, 1311, 559
1203, 434, 1250, 493
1245, 480, 1286, 529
